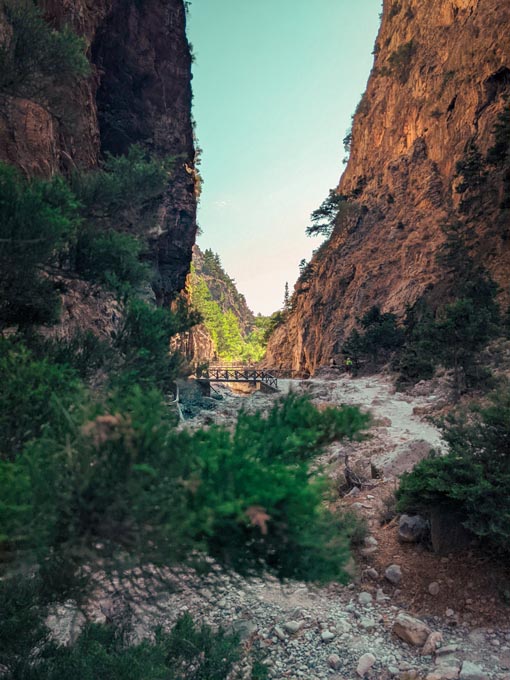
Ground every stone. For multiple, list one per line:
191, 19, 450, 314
421, 631, 443, 656
428, 582, 440, 596
321, 630, 336, 643
385, 564, 402, 585
399, 514, 429, 543
376, 588, 390, 603
365, 535, 379, 547
328, 654, 342, 671
358, 591, 373, 606
367, 568, 379, 579
392, 612, 432, 646
283, 620, 304, 634
274, 625, 286, 640
232, 619, 258, 640
459, 661, 486, 680
357, 652, 376, 677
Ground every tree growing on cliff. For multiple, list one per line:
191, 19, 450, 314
306, 190, 348, 238
0, 163, 79, 329
0, 0, 89, 111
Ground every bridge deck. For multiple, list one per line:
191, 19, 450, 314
196, 367, 279, 391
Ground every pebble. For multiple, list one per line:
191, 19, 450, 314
328, 653, 342, 670
428, 582, 440, 596
321, 630, 336, 643
283, 620, 304, 634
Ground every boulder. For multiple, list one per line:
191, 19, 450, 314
392, 612, 432, 646
399, 514, 429, 543
459, 661, 486, 680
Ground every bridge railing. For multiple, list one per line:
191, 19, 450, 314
196, 366, 278, 390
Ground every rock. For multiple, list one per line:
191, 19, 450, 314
430, 508, 474, 555
364, 535, 379, 547
399, 514, 429, 543
283, 620, 304, 634
232, 619, 258, 640
366, 567, 379, 579
385, 564, 402, 585
376, 588, 390, 603
358, 591, 373, 606
422, 631, 443, 656
459, 661, 486, 680
357, 652, 376, 677
392, 612, 432, 646
428, 582, 440, 596
328, 654, 342, 671
445, 608, 455, 618
274, 625, 286, 640
321, 630, 336, 643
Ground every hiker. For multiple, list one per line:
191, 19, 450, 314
344, 357, 353, 374
329, 357, 339, 369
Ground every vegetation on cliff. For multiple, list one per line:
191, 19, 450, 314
190, 249, 269, 362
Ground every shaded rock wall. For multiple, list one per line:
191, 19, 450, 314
0, 0, 196, 307
267, 0, 510, 373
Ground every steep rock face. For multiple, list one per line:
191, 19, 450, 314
267, 0, 510, 372
0, 0, 196, 305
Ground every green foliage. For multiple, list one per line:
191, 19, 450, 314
487, 103, 510, 165
396, 302, 437, 386
306, 190, 348, 238
397, 388, 510, 552
0, 163, 80, 329
381, 40, 416, 83
0, 0, 89, 107
455, 142, 487, 212
75, 228, 151, 293
27, 331, 113, 380
72, 146, 172, 234
0, 387, 369, 589
343, 306, 405, 366
113, 299, 199, 391
0, 585, 241, 680
0, 338, 83, 459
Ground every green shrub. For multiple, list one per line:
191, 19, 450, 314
75, 228, 151, 293
0, 0, 89, 106
0, 390, 369, 589
0, 339, 84, 459
343, 306, 404, 367
72, 146, 172, 234
0, 163, 80, 329
113, 299, 199, 391
382, 40, 416, 83
27, 331, 113, 380
397, 388, 510, 552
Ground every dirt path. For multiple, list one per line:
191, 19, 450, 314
143, 374, 510, 679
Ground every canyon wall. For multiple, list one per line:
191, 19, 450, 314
0, 0, 196, 306
266, 0, 510, 372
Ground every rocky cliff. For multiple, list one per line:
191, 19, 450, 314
266, 0, 510, 372
0, 0, 196, 307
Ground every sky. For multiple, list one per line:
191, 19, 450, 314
187, 0, 382, 315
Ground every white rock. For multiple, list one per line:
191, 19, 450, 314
321, 630, 336, 643
356, 652, 376, 677
358, 591, 373, 606
283, 620, 304, 634
460, 661, 487, 680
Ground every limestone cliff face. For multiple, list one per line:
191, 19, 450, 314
266, 0, 510, 373
0, 0, 196, 306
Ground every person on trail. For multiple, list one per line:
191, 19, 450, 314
344, 357, 353, 374
329, 357, 339, 369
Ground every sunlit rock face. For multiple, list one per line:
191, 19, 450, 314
0, 0, 196, 305
266, 0, 510, 373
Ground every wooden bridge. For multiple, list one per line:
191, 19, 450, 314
196, 366, 279, 393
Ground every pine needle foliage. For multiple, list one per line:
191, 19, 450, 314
0, 0, 89, 106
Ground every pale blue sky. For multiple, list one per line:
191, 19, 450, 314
188, 1, 382, 315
